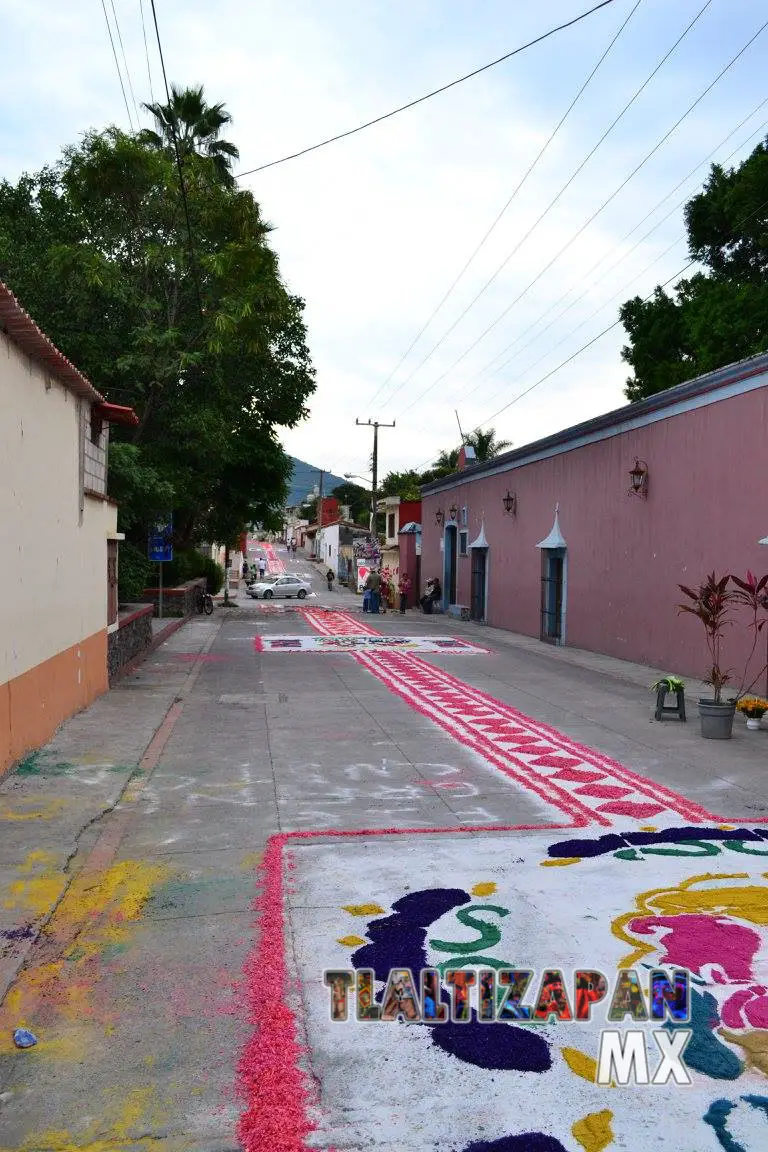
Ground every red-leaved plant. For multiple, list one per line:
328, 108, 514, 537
677, 572, 733, 703
678, 571, 768, 703
729, 571, 768, 698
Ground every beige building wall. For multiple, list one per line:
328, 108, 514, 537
0, 331, 115, 771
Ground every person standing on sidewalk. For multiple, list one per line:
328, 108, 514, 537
398, 572, 412, 613
326, 568, 335, 592
364, 568, 381, 614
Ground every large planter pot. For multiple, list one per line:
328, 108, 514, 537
698, 699, 736, 740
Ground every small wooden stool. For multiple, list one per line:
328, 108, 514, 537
654, 682, 686, 722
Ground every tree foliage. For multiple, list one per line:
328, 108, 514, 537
379, 427, 512, 495
0, 89, 315, 549
621, 138, 768, 402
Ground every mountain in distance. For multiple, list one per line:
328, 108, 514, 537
287, 457, 348, 509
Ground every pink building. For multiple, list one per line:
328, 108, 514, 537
420, 353, 768, 684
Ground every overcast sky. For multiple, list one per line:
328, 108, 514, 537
2, 0, 767, 484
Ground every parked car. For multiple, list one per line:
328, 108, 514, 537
247, 575, 312, 600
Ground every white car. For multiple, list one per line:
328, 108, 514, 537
248, 575, 312, 600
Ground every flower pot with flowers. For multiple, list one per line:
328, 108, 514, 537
736, 697, 768, 730
678, 573, 736, 739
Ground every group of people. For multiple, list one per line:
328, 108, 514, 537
242, 556, 268, 582
359, 569, 442, 614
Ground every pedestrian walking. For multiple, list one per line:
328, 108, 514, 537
258, 557, 267, 579
326, 568, 335, 592
398, 572, 412, 614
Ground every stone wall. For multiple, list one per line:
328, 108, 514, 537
139, 578, 206, 618
108, 604, 153, 685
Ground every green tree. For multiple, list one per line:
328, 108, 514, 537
331, 482, 369, 524
140, 84, 240, 186
466, 427, 512, 461
0, 120, 315, 550
378, 470, 423, 500
620, 138, 768, 401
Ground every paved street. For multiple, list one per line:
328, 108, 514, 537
2, 546, 768, 1151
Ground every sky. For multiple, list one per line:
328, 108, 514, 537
1, 0, 767, 486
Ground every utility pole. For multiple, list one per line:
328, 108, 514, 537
317, 469, 324, 561
356, 419, 395, 537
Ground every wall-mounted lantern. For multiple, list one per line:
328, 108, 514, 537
449, 504, 458, 521
628, 459, 648, 498
435, 508, 445, 527
502, 490, 517, 515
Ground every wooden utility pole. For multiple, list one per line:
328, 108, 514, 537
355, 419, 395, 537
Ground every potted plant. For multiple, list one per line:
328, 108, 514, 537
678, 572, 736, 739
736, 697, 768, 730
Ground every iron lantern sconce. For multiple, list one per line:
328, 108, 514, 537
449, 504, 458, 521
628, 459, 649, 498
502, 490, 517, 515
435, 508, 445, 527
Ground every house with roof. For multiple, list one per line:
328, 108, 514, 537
420, 352, 768, 682
0, 281, 137, 775
375, 495, 422, 580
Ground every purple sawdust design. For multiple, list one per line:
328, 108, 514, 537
547, 827, 768, 859
351, 887, 551, 1073
461, 1137, 568, 1152
1, 925, 35, 942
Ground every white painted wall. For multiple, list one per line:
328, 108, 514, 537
318, 523, 339, 572
0, 332, 116, 684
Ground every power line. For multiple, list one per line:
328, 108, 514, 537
414, 191, 768, 475
139, 0, 155, 103
453, 98, 768, 404
109, 0, 142, 126
366, 0, 645, 410
235, 0, 620, 179
396, 13, 768, 420
480, 234, 686, 412
385, 0, 714, 414
148, 0, 204, 317
100, 0, 134, 129
411, 262, 695, 475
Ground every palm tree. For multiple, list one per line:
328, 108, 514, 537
466, 427, 512, 462
140, 85, 240, 187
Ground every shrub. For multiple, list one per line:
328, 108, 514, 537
160, 550, 224, 595
118, 541, 151, 603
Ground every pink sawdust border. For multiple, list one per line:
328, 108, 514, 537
235, 818, 585, 1152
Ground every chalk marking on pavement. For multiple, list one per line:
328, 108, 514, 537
0, 615, 223, 1008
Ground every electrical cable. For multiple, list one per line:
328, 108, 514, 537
235, 0, 619, 178
139, 0, 155, 103
396, 13, 768, 420
148, 0, 204, 318
366, 0, 645, 410
109, 0, 142, 125
100, 0, 134, 129
413, 190, 768, 474
385, 0, 714, 413
454, 98, 768, 404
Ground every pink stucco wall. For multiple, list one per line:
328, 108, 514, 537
421, 385, 768, 687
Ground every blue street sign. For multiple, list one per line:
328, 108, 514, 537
148, 513, 173, 563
